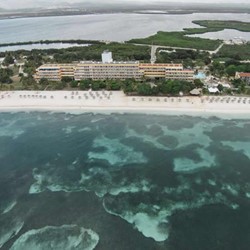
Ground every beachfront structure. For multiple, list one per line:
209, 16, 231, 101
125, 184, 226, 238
34, 64, 75, 82
35, 52, 194, 82
235, 72, 250, 84
139, 63, 194, 81
74, 61, 143, 81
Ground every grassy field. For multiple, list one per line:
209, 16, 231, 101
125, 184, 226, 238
128, 31, 222, 51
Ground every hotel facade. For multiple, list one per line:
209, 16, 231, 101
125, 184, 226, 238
35, 51, 194, 82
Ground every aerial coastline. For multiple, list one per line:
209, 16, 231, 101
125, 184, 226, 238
1, 4, 250, 20
1, 91, 250, 118
1, 1, 250, 250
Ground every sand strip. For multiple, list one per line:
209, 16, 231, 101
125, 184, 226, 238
0, 91, 250, 117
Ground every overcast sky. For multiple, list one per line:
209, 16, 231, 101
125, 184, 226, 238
0, 0, 249, 10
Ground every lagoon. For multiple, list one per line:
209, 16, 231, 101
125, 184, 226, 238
0, 43, 89, 52
0, 13, 249, 43
187, 28, 250, 42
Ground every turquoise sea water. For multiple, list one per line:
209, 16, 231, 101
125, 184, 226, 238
0, 112, 250, 250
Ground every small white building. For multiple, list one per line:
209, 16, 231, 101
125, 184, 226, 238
102, 51, 113, 63
0, 57, 5, 65
208, 87, 219, 93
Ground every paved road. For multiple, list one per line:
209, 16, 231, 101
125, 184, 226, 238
150, 45, 158, 63
135, 42, 225, 63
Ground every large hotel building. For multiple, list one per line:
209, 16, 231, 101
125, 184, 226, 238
35, 51, 194, 82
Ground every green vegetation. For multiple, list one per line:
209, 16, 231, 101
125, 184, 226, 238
23, 53, 43, 76
231, 79, 249, 95
128, 20, 250, 51
0, 43, 151, 91
135, 79, 195, 96
51, 43, 151, 63
214, 43, 250, 61
209, 61, 250, 78
192, 20, 250, 32
0, 39, 103, 48
128, 31, 221, 51
225, 61, 250, 76
3, 53, 15, 66
0, 42, 150, 63
1, 32, 249, 96
64, 78, 195, 96
156, 49, 211, 68
0, 68, 13, 84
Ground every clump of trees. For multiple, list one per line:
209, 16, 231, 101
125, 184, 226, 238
3, 53, 15, 66
66, 78, 195, 96
35, 76, 196, 96
157, 49, 211, 68
209, 60, 250, 78
225, 61, 250, 77
53, 43, 150, 63
23, 53, 43, 76
0, 68, 13, 84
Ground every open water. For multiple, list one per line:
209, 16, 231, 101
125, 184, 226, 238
0, 111, 250, 250
0, 13, 249, 43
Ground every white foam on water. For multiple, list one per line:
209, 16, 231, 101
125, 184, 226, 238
126, 212, 169, 242
72, 158, 79, 165
29, 172, 46, 194
222, 184, 239, 196
103, 185, 239, 242
78, 127, 91, 132
29, 183, 42, 194
0, 121, 24, 139
84, 175, 153, 198
208, 179, 216, 186
91, 117, 106, 123
231, 204, 239, 210
88, 136, 147, 165
80, 173, 91, 183
10, 225, 99, 250
103, 180, 152, 197
104, 191, 234, 242
173, 148, 216, 173
62, 126, 76, 134
221, 141, 250, 159
246, 193, 250, 198
102, 201, 169, 242
0, 221, 24, 248
2, 201, 17, 215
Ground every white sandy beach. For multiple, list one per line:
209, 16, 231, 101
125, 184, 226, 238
0, 91, 250, 116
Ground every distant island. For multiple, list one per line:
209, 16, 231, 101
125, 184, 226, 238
0, 2, 250, 20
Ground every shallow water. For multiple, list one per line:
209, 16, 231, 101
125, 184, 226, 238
187, 29, 250, 42
0, 112, 250, 249
0, 43, 89, 52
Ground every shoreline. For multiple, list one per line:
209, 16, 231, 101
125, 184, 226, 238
1, 9, 250, 21
0, 11, 249, 21
0, 91, 250, 118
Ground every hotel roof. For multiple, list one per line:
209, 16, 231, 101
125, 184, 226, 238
239, 72, 250, 77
